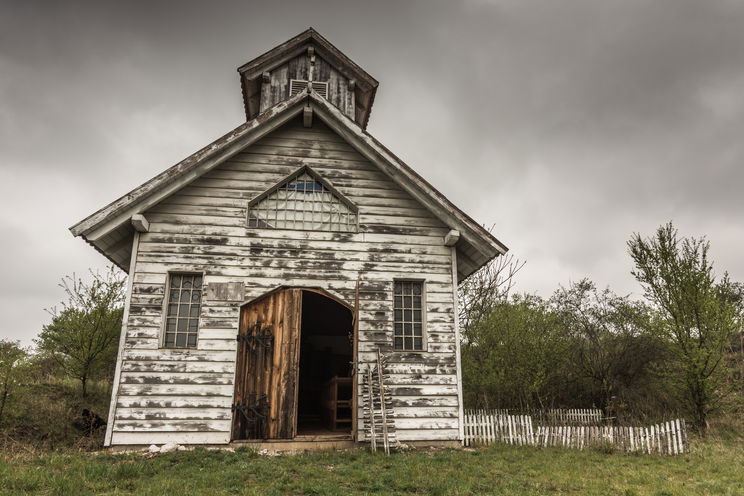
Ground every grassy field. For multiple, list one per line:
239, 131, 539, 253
0, 436, 741, 496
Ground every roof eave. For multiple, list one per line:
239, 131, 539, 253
306, 92, 508, 262
70, 89, 311, 242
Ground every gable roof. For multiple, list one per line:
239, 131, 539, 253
237, 28, 379, 129
70, 87, 507, 280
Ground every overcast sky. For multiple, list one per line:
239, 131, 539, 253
2, 0, 743, 345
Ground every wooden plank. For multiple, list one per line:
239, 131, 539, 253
118, 384, 234, 396
119, 372, 234, 385
394, 428, 459, 441
352, 278, 360, 441
121, 361, 235, 373
111, 431, 229, 445
116, 396, 233, 409
115, 407, 232, 421
104, 231, 141, 447
114, 419, 231, 432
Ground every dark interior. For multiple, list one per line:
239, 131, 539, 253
296, 290, 354, 436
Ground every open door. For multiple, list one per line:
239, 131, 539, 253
232, 288, 302, 440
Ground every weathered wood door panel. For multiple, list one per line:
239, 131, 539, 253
232, 289, 302, 440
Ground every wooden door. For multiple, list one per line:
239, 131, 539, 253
232, 288, 302, 440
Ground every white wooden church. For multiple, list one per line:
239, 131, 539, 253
70, 29, 507, 448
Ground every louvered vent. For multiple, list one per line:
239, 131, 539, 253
289, 79, 329, 99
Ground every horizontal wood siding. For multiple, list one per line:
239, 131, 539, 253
110, 116, 459, 445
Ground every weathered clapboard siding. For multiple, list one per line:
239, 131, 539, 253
109, 116, 461, 445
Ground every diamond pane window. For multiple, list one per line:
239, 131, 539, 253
163, 273, 202, 348
248, 167, 357, 232
393, 280, 425, 351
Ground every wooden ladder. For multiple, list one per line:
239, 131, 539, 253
361, 349, 398, 454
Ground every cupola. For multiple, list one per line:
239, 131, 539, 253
237, 28, 379, 129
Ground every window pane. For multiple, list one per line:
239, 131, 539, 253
187, 334, 197, 347
188, 319, 198, 331
166, 318, 176, 331
190, 306, 200, 318
171, 275, 182, 287
393, 280, 424, 351
248, 172, 356, 232
164, 333, 175, 347
176, 333, 186, 347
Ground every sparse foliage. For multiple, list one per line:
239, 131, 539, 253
36, 267, 125, 397
550, 280, 665, 420
462, 294, 569, 410
0, 341, 28, 424
628, 222, 743, 433
458, 251, 524, 330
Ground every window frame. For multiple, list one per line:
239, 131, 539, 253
159, 271, 205, 350
392, 278, 428, 352
246, 165, 359, 233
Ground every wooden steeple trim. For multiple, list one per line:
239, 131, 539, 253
237, 28, 378, 129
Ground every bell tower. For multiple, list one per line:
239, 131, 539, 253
237, 28, 378, 129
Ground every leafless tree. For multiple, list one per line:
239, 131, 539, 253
458, 249, 525, 331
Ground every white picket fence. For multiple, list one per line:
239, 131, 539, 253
546, 408, 603, 425
475, 408, 603, 425
464, 412, 536, 446
463, 410, 689, 455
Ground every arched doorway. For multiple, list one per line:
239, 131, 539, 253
231, 287, 354, 441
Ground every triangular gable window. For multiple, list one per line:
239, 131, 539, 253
248, 167, 358, 232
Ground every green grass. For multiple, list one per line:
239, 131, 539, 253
0, 438, 741, 496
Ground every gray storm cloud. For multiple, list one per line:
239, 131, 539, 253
1, 0, 743, 344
